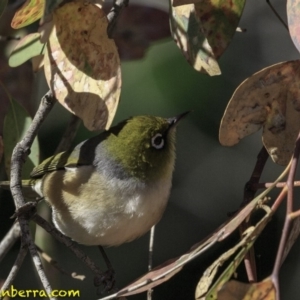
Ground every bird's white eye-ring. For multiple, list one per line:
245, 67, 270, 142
151, 133, 164, 149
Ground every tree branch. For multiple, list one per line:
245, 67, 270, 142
0, 239, 28, 297
9, 91, 56, 299
32, 214, 104, 279
36, 244, 85, 281
272, 130, 300, 299
0, 222, 21, 263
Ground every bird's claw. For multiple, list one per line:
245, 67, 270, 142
94, 269, 116, 294
11, 201, 37, 220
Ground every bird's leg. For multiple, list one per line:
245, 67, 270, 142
99, 246, 114, 271
94, 246, 116, 294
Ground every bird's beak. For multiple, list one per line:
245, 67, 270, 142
167, 111, 191, 128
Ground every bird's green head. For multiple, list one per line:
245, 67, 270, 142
105, 112, 189, 182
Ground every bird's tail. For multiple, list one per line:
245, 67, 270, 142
0, 179, 41, 199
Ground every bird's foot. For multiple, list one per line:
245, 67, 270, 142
11, 201, 38, 220
94, 268, 116, 294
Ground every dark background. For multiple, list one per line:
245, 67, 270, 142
1, 0, 300, 299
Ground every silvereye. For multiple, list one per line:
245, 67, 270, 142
1, 113, 188, 246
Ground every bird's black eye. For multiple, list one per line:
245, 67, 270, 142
151, 133, 164, 149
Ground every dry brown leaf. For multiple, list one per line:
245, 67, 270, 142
195, 228, 254, 299
198, 205, 273, 300
219, 60, 300, 165
170, 1, 221, 75
44, 0, 121, 131
218, 278, 276, 300
217, 280, 250, 300
196, 207, 273, 299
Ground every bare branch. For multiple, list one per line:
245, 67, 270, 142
272, 130, 300, 297
32, 214, 103, 277
0, 223, 21, 263
243, 147, 269, 205
253, 181, 300, 189
0, 240, 28, 297
240, 147, 269, 283
36, 245, 85, 281
266, 0, 289, 31
9, 91, 56, 298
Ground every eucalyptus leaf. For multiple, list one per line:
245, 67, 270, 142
169, 1, 221, 75
287, 0, 300, 54
9, 33, 45, 67
11, 0, 45, 29
3, 98, 39, 178
44, 1, 121, 131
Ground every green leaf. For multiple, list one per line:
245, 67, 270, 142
0, 0, 8, 19
9, 33, 45, 67
3, 98, 40, 178
11, 0, 45, 29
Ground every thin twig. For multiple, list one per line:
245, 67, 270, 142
32, 214, 103, 276
243, 245, 256, 283
0, 240, 28, 297
148, 226, 155, 272
36, 245, 85, 281
33, 214, 115, 291
272, 131, 300, 299
106, 0, 129, 38
9, 91, 56, 299
0, 222, 21, 263
98, 246, 114, 271
241, 147, 269, 283
147, 226, 155, 300
254, 181, 300, 189
97, 246, 115, 293
289, 210, 300, 219
266, 0, 289, 31
243, 146, 269, 206
271, 186, 288, 213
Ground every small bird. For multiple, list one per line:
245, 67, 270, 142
1, 113, 188, 246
